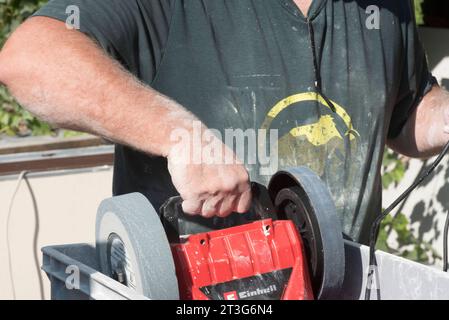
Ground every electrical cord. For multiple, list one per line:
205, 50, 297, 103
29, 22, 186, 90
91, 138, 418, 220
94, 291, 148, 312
444, 211, 449, 272
6, 171, 27, 300
365, 141, 449, 300
306, 18, 337, 113
24, 175, 45, 299
6, 171, 44, 300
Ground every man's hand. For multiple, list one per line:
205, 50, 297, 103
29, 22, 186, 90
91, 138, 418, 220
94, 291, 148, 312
0, 17, 251, 218
167, 134, 251, 217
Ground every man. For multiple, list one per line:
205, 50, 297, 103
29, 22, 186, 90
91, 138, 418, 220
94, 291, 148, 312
0, 0, 448, 244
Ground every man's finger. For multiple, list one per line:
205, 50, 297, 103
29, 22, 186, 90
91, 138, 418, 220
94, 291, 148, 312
182, 199, 204, 215
235, 188, 252, 213
217, 194, 238, 217
201, 196, 222, 218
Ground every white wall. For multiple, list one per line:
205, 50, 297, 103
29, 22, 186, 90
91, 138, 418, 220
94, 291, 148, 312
0, 168, 113, 300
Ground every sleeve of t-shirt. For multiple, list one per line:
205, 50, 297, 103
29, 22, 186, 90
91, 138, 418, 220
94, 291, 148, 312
32, 0, 175, 82
388, 0, 438, 140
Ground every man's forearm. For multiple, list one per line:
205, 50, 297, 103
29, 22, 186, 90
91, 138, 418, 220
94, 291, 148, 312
0, 17, 196, 157
0, 16, 252, 218
388, 86, 449, 158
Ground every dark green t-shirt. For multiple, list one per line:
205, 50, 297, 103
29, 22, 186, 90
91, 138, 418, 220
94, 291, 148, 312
35, 0, 435, 243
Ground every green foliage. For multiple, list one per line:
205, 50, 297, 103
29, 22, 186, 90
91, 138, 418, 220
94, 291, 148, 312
379, 148, 440, 264
377, 212, 440, 264
414, 0, 424, 25
382, 148, 406, 189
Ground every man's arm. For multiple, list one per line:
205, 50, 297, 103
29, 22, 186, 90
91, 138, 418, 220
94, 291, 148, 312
0, 17, 251, 217
388, 85, 449, 158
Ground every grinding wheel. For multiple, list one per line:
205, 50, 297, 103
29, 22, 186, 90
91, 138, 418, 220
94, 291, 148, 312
269, 167, 345, 300
96, 193, 179, 300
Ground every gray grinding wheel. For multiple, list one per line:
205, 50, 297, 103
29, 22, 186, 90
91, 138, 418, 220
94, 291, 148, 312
269, 167, 345, 300
96, 193, 179, 300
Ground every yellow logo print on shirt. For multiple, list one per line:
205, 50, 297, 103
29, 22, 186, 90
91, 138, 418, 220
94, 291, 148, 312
261, 92, 359, 146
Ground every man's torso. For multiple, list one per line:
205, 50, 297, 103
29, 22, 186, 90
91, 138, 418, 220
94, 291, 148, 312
36, 0, 425, 242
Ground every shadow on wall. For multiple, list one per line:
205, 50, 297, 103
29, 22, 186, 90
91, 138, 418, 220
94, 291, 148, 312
390, 158, 449, 262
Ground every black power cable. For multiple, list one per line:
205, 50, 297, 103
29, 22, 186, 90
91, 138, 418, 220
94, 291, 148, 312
444, 211, 449, 272
306, 18, 337, 113
365, 141, 449, 300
